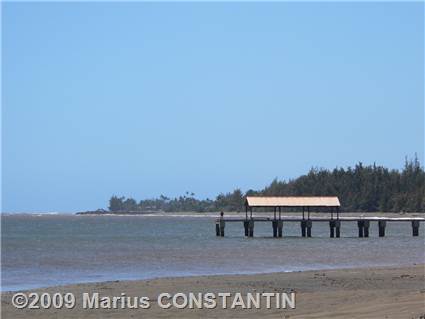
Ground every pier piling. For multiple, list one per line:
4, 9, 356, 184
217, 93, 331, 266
272, 220, 277, 237
412, 220, 420, 236
378, 220, 386, 237
357, 220, 364, 237
243, 220, 249, 236
248, 220, 254, 237
219, 219, 225, 237
277, 220, 283, 237
363, 220, 370, 238
306, 220, 312, 237
301, 220, 307, 237
216, 217, 424, 238
335, 220, 341, 238
329, 220, 335, 238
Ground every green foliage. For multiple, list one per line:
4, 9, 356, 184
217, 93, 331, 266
108, 156, 425, 213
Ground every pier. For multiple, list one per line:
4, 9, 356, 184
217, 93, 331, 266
215, 196, 425, 238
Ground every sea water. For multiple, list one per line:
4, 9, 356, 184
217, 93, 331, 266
1, 214, 424, 291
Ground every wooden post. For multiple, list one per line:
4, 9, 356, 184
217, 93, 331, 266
219, 219, 225, 237
329, 220, 335, 238
306, 220, 312, 237
412, 220, 420, 236
357, 220, 364, 237
301, 220, 307, 237
363, 220, 370, 237
278, 220, 283, 237
244, 220, 249, 236
215, 222, 220, 236
302, 206, 305, 220
244, 205, 249, 236
331, 207, 333, 220
335, 220, 341, 238
249, 219, 254, 237
272, 220, 277, 237
272, 207, 277, 237
378, 220, 386, 237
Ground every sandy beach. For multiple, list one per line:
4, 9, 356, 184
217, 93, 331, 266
2, 265, 424, 319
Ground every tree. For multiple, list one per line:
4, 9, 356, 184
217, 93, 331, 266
109, 196, 125, 212
107, 157, 425, 213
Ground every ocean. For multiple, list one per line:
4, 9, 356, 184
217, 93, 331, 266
2, 214, 424, 291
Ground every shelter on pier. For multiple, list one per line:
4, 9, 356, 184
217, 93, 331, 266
245, 196, 341, 220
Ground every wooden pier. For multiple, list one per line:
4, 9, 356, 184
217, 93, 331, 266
215, 196, 425, 238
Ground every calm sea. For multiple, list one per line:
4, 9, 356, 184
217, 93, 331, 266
2, 214, 424, 291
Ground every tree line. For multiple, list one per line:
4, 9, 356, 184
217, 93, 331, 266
108, 157, 425, 213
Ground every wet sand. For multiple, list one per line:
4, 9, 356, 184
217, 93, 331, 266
2, 265, 424, 318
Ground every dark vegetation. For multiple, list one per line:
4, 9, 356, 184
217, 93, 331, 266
108, 157, 425, 213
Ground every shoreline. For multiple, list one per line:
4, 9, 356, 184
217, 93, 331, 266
2, 264, 424, 318
2, 262, 423, 293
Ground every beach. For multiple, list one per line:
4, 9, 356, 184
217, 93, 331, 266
1, 265, 424, 318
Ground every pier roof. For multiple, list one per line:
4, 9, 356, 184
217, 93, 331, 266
245, 196, 340, 208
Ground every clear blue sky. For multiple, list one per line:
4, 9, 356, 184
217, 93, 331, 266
2, 2, 424, 213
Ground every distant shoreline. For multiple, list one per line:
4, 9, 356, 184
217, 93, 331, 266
75, 210, 164, 216
2, 211, 424, 218
75, 210, 425, 218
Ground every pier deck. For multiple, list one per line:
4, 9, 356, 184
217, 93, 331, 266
216, 216, 425, 222
215, 216, 425, 238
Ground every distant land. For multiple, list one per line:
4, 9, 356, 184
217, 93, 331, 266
78, 157, 425, 215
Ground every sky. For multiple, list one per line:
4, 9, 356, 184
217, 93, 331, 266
2, 2, 424, 213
